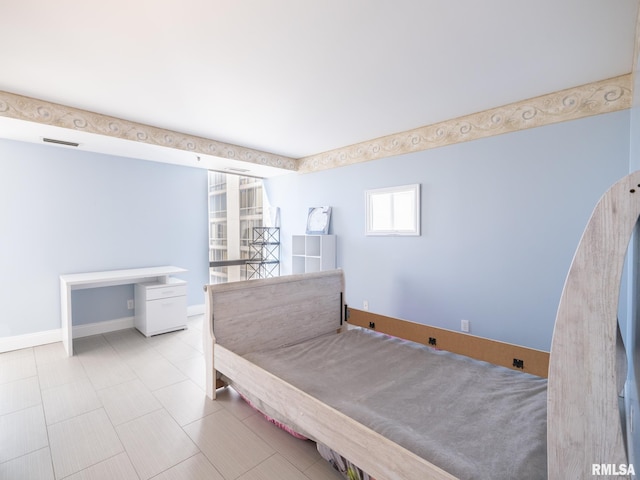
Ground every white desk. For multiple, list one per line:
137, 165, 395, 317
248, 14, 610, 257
60, 266, 187, 356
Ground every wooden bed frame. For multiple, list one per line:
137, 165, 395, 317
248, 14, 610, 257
346, 308, 549, 378
203, 171, 638, 479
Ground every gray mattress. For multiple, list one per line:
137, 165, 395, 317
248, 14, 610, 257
240, 328, 547, 480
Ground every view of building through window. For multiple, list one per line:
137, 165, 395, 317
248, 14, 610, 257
208, 171, 263, 283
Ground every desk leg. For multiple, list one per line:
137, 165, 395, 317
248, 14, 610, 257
60, 279, 73, 356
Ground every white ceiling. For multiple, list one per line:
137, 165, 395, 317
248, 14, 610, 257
0, 0, 638, 175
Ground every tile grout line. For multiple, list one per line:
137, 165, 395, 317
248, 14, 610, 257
103, 328, 206, 480
2, 317, 342, 480
32, 350, 57, 480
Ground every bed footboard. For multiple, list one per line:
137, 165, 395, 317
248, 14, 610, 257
203, 270, 344, 399
548, 172, 637, 478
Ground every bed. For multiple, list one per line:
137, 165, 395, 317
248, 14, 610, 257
203, 171, 637, 479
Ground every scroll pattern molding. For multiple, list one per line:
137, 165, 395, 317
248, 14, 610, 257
0, 74, 632, 175
0, 91, 297, 171
298, 74, 633, 173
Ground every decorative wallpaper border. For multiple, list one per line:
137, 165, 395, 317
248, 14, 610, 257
0, 74, 632, 175
297, 74, 633, 173
0, 91, 297, 171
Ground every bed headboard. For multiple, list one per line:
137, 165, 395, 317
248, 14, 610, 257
548, 171, 638, 477
204, 269, 344, 356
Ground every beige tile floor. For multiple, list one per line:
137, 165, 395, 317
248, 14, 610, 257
0, 316, 344, 480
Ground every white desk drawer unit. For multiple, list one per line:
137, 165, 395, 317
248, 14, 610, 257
135, 278, 187, 336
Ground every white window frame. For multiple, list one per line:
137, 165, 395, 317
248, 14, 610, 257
365, 184, 420, 236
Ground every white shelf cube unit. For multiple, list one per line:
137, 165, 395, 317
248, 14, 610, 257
292, 235, 336, 274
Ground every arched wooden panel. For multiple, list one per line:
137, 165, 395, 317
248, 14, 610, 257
548, 171, 638, 479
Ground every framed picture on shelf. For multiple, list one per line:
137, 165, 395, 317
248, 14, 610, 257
306, 206, 332, 235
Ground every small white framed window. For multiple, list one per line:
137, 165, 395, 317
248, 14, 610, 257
365, 184, 420, 236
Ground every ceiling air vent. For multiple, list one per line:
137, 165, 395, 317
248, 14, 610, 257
42, 137, 80, 147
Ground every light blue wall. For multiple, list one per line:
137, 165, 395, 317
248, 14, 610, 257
0, 138, 208, 337
265, 110, 630, 352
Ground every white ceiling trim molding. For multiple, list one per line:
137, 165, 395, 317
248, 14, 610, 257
298, 74, 632, 174
0, 91, 297, 172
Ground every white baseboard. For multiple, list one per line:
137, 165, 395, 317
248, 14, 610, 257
0, 329, 62, 353
1, 305, 205, 354
72, 316, 135, 339
188, 304, 205, 317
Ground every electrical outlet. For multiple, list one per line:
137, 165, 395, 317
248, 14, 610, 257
127, 299, 134, 310
461, 319, 470, 333
363, 300, 369, 311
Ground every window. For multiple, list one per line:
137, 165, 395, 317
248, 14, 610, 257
240, 177, 263, 217
365, 184, 420, 236
208, 172, 263, 283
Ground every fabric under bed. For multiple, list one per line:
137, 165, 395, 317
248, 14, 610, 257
242, 328, 547, 480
